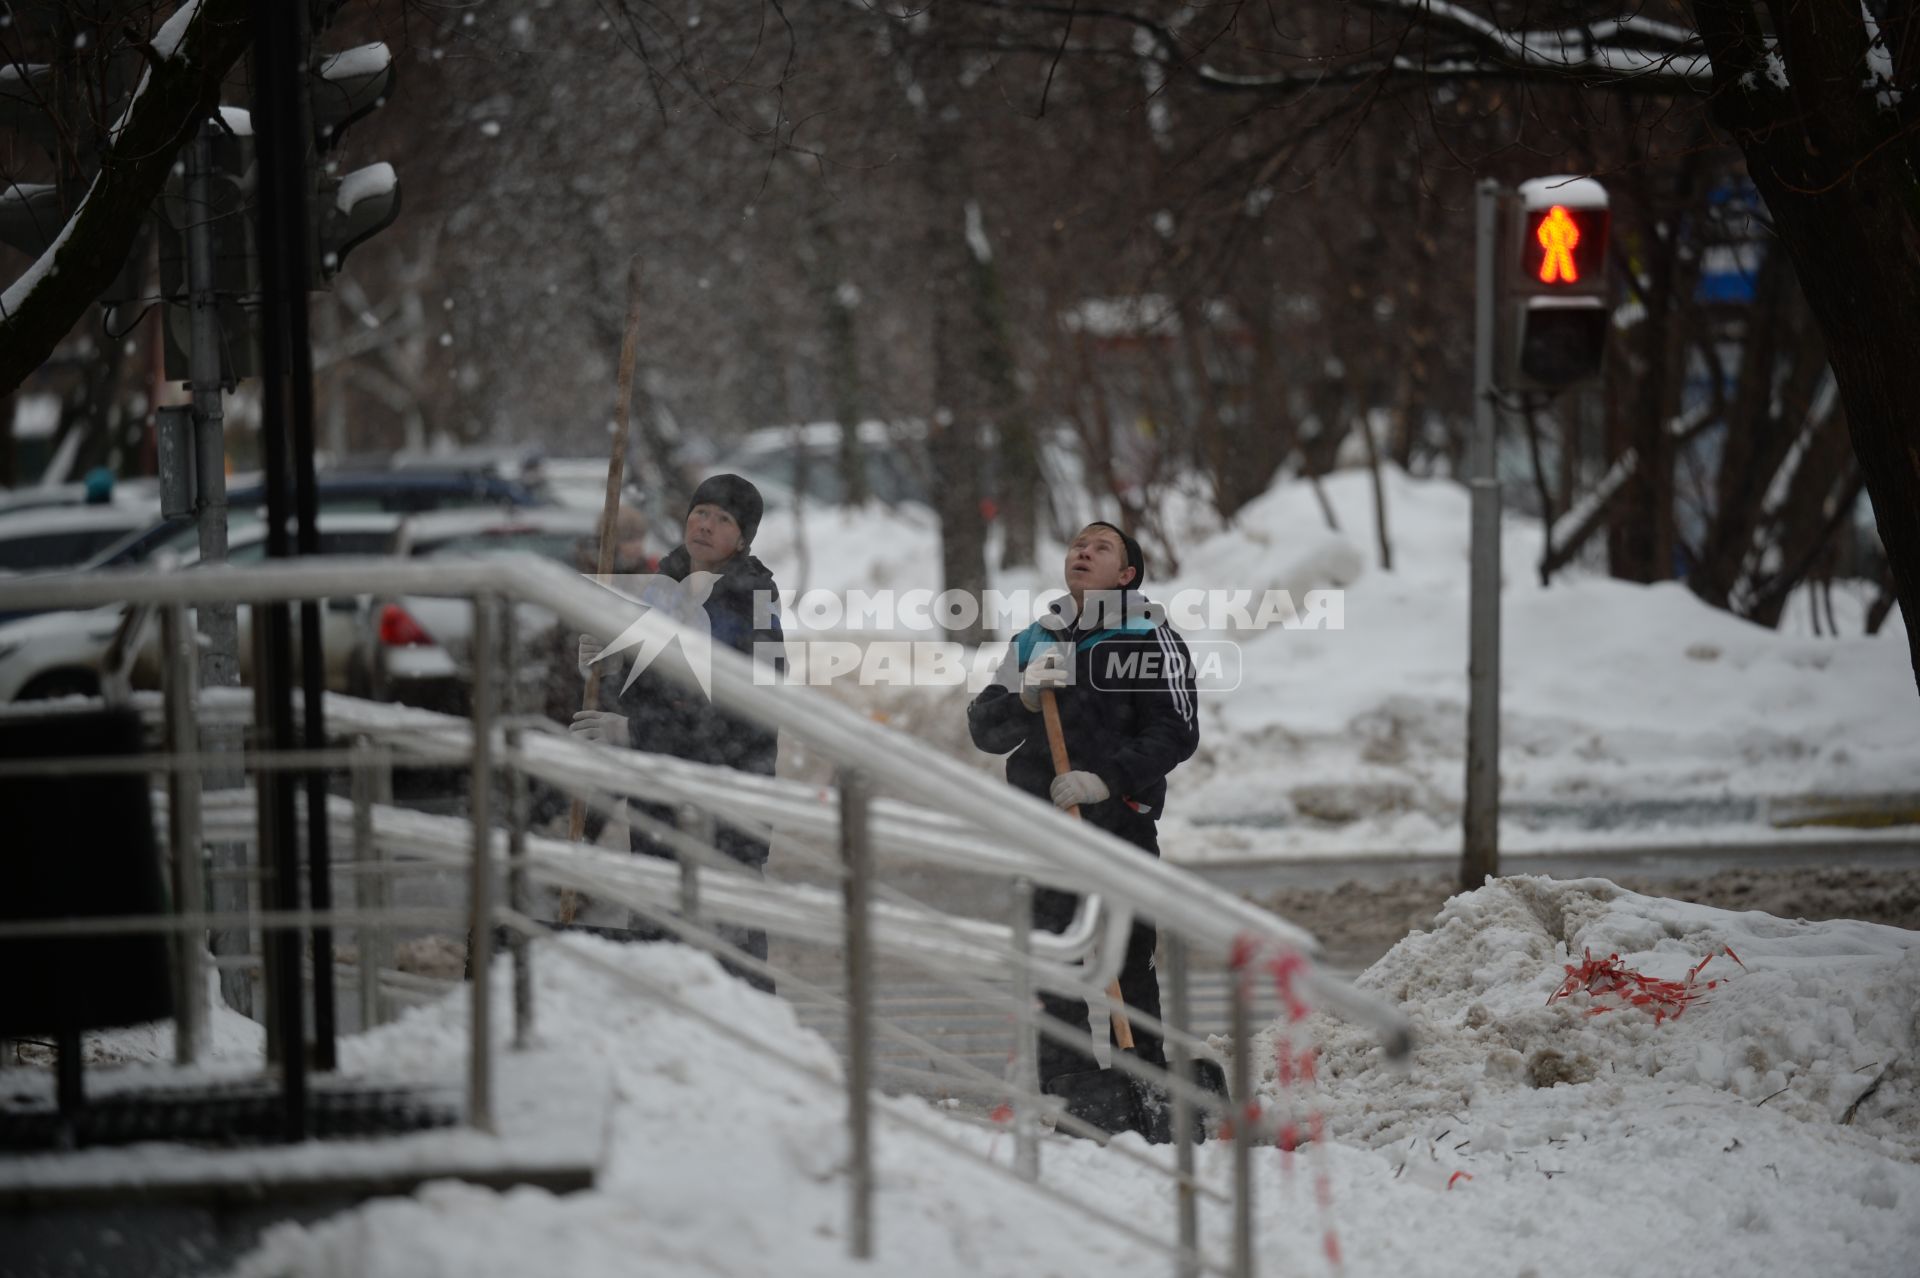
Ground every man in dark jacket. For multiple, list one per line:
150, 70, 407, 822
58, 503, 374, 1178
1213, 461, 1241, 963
967, 521, 1199, 1089
571, 474, 785, 986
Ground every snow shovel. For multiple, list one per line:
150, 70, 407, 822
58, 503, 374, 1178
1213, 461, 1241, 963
1037, 688, 1229, 1144
1034, 688, 1154, 1139
561, 256, 644, 927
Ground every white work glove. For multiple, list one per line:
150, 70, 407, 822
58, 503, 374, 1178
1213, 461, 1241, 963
577, 633, 606, 677
1050, 770, 1109, 810
1019, 644, 1073, 712
570, 710, 629, 746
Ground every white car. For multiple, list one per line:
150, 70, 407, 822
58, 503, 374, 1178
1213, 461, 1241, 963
0, 504, 160, 575
0, 513, 401, 702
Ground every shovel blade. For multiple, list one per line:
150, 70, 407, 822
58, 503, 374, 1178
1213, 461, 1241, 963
1132, 1056, 1232, 1145
1191, 1056, 1229, 1099
1043, 1068, 1138, 1138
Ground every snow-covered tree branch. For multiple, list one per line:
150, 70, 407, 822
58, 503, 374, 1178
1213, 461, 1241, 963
0, 0, 251, 398
962, 0, 1713, 95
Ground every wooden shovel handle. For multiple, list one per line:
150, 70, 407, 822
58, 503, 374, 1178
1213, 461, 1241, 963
1038, 686, 1078, 818
561, 257, 645, 926
1039, 686, 1135, 1051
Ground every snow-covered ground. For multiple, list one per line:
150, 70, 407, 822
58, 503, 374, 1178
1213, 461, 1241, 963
746, 467, 1918, 861
198, 878, 1918, 1277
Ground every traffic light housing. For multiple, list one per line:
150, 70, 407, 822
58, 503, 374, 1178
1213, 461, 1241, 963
152, 112, 262, 382
307, 40, 400, 284
1499, 177, 1611, 394
139, 17, 401, 382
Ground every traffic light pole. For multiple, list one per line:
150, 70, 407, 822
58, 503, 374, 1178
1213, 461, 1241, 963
186, 121, 237, 689
1462, 178, 1502, 891
185, 118, 253, 1014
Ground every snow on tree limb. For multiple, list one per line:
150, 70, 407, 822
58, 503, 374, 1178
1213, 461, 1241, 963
975, 0, 1713, 93
1338, 0, 1711, 84
107, 0, 207, 145
1541, 447, 1640, 579
0, 0, 251, 399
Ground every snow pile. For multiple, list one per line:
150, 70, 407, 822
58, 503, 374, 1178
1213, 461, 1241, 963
2, 963, 263, 1080
1249, 877, 1920, 1272
1290, 876, 1920, 1147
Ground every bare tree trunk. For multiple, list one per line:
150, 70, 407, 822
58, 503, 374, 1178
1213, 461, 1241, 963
802, 196, 869, 507
915, 24, 989, 643
1690, 0, 1920, 691
961, 205, 1037, 569
1523, 403, 1557, 586
1360, 410, 1392, 571
1609, 185, 1690, 583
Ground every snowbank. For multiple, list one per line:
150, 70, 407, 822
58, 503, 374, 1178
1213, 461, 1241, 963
1249, 877, 1920, 1275
1165, 469, 1916, 845
216, 885, 1920, 1278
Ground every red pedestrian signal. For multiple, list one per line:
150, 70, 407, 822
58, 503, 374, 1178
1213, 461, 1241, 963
1536, 206, 1581, 283
1519, 201, 1608, 294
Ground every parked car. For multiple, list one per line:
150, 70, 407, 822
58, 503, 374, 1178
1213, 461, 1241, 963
0, 513, 401, 702
0, 505, 160, 575
0, 467, 550, 631
229, 466, 550, 515
352, 506, 600, 714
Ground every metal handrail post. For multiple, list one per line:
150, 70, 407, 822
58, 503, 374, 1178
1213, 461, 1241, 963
1009, 876, 1039, 1182
679, 803, 709, 928
841, 770, 874, 1260
1231, 965, 1254, 1278
508, 738, 532, 1049
161, 603, 206, 1065
1168, 934, 1197, 1276
466, 594, 496, 1133
501, 598, 533, 1050
350, 737, 384, 1030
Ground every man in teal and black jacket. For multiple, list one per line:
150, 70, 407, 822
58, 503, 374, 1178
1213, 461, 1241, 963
967, 521, 1199, 1090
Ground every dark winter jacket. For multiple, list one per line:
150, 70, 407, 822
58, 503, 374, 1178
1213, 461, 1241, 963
617, 544, 785, 777
967, 599, 1199, 848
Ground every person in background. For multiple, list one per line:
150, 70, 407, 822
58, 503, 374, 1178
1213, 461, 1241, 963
570, 475, 785, 988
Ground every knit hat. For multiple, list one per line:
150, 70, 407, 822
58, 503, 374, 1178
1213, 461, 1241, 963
1084, 520, 1145, 589
688, 473, 763, 548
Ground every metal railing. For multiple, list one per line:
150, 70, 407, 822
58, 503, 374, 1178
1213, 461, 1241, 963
0, 555, 1411, 1277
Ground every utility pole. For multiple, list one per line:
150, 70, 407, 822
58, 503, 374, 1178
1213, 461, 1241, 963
1462, 178, 1502, 892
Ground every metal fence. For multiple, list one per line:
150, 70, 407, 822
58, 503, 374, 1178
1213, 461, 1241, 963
0, 554, 1410, 1277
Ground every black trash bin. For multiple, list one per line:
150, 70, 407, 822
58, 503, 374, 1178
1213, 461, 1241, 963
0, 707, 173, 1134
